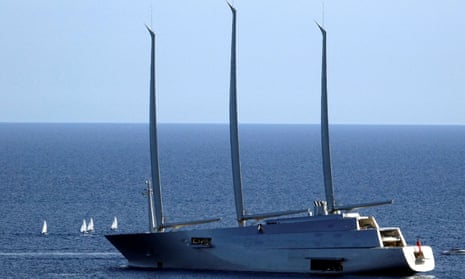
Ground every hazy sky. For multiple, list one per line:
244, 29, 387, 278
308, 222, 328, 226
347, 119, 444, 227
1, 0, 464, 124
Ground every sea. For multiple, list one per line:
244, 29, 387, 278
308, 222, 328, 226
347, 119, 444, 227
1, 123, 464, 278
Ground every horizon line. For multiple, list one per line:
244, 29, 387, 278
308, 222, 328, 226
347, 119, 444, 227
1, 121, 464, 127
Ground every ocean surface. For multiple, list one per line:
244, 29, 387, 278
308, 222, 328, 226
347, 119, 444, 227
1, 123, 464, 278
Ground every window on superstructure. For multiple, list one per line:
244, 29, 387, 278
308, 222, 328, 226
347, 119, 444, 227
358, 217, 377, 230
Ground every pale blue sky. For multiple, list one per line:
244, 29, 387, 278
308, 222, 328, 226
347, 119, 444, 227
1, 0, 464, 124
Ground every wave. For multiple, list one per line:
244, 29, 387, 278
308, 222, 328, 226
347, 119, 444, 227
0, 251, 121, 258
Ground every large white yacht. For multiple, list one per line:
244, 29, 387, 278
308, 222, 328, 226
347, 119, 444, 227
105, 3, 435, 275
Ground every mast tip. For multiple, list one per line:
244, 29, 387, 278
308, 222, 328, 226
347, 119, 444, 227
226, 0, 236, 12
315, 21, 326, 33
145, 24, 155, 36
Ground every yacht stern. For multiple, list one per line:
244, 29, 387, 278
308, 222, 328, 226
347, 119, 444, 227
403, 245, 435, 273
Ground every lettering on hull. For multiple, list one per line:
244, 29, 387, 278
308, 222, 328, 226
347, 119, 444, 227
191, 237, 213, 248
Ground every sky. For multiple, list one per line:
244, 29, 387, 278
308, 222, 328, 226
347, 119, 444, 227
1, 0, 464, 125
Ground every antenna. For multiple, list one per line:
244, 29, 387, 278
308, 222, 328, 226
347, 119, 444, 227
322, 1, 325, 27
150, 3, 153, 28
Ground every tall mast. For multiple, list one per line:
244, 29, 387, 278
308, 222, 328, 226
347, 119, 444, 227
146, 26, 164, 231
227, 2, 246, 226
317, 24, 336, 213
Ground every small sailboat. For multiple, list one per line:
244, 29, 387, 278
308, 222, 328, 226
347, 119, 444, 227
80, 219, 87, 233
111, 216, 118, 230
41, 220, 47, 235
87, 218, 94, 232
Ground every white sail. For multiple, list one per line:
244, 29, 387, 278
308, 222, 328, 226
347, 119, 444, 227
111, 216, 118, 230
41, 220, 47, 235
80, 219, 87, 233
87, 218, 94, 232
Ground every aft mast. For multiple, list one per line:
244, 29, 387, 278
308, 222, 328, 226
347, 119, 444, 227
316, 24, 392, 213
146, 26, 164, 232
317, 24, 336, 213
227, 2, 246, 227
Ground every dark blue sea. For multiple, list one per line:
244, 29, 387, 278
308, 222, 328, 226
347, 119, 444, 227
1, 123, 464, 278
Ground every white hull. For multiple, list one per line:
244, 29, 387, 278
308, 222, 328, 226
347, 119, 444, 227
106, 214, 434, 275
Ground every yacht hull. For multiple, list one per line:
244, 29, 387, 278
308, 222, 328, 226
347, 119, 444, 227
106, 221, 434, 275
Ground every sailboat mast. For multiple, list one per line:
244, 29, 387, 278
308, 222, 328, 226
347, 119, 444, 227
227, 2, 246, 226
317, 24, 336, 213
146, 26, 164, 232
